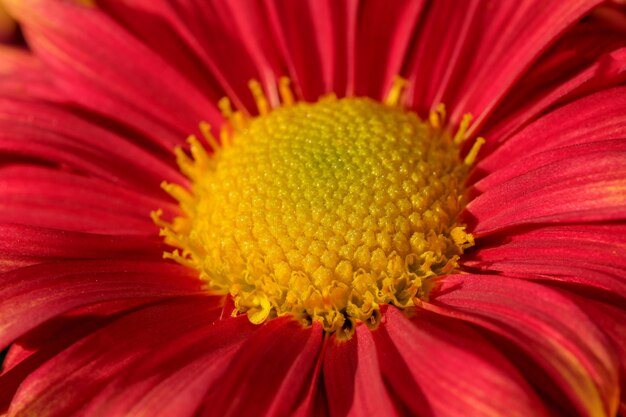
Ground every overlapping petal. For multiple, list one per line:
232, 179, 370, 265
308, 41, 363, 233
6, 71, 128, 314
5, 297, 223, 417
0, 301, 142, 413
463, 224, 626, 302
0, 98, 186, 192
0, 165, 175, 234
0, 260, 205, 350
373, 307, 549, 417
4, 0, 219, 148
466, 140, 626, 234
82, 315, 256, 417
324, 325, 399, 417
477, 85, 626, 173
426, 274, 621, 417
0, 1, 624, 416
199, 319, 323, 417
406, 0, 604, 127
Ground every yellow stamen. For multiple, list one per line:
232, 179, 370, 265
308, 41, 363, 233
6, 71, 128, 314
429, 103, 446, 130
161, 181, 193, 206
218, 97, 245, 130
453, 113, 473, 145
384, 76, 408, 107
198, 121, 221, 151
219, 126, 232, 148
248, 79, 270, 116
464, 137, 486, 165
186, 134, 210, 167
218, 97, 234, 119
278, 77, 295, 107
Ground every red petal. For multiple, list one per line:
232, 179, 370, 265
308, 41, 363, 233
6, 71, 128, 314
0, 260, 205, 349
263, 0, 328, 101
406, 0, 480, 115
0, 224, 164, 271
0, 301, 139, 412
426, 274, 620, 417
324, 325, 399, 417
352, 0, 425, 99
0, 46, 58, 100
454, 0, 604, 131
5, 0, 218, 148
6, 297, 223, 417
572, 298, 626, 415
406, 0, 604, 126
373, 307, 548, 417
83, 315, 255, 417
95, 0, 266, 113
198, 318, 323, 417
463, 224, 626, 301
466, 141, 626, 234
0, 98, 185, 192
482, 22, 626, 144
478, 85, 626, 175
0, 165, 173, 234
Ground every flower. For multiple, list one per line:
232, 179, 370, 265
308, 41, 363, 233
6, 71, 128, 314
1, 0, 625, 416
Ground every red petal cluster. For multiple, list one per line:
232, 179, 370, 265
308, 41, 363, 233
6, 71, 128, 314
0, 1, 625, 416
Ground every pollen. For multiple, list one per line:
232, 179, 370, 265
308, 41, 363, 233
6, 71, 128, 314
154, 79, 483, 339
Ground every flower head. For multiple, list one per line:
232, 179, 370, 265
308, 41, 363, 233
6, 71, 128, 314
0, 1, 625, 416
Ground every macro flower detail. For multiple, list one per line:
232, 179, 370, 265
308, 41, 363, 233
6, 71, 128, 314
0, 0, 625, 417
154, 81, 480, 337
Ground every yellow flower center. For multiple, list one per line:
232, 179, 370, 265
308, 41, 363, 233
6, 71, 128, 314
154, 79, 482, 339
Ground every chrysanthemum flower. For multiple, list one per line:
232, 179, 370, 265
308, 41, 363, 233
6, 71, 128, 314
1, 0, 625, 416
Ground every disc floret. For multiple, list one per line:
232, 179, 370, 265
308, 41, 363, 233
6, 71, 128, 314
154, 78, 483, 339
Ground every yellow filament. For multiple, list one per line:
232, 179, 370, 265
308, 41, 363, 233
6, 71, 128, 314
218, 97, 245, 130
384, 76, 408, 107
453, 113, 473, 144
429, 103, 447, 130
279, 77, 295, 106
217, 97, 234, 119
464, 137, 486, 165
248, 80, 270, 116
199, 121, 221, 151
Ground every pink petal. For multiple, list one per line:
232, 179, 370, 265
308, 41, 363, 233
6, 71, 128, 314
466, 141, 626, 235
5, 0, 218, 149
6, 297, 223, 417
426, 274, 620, 417
198, 318, 323, 417
82, 316, 256, 417
373, 307, 549, 417
324, 324, 399, 417
0, 259, 205, 349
